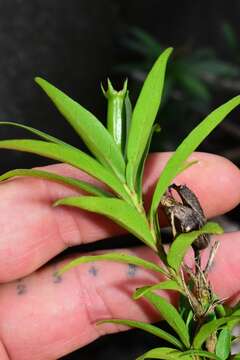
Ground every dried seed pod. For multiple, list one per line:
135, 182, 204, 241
160, 183, 210, 250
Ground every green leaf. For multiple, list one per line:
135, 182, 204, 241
126, 47, 173, 189
185, 310, 194, 330
129, 27, 163, 57
215, 327, 231, 360
0, 168, 111, 197
215, 304, 226, 318
136, 124, 161, 201
227, 307, 240, 332
143, 291, 190, 348
136, 347, 190, 360
138, 349, 219, 360
149, 95, 240, 222
231, 302, 240, 313
133, 280, 184, 300
58, 252, 167, 276
54, 196, 157, 251
176, 160, 198, 175
193, 316, 240, 349
124, 90, 132, 152
0, 121, 73, 148
0, 139, 129, 201
97, 319, 184, 350
35, 77, 126, 180
167, 222, 223, 272
180, 350, 221, 359
222, 22, 238, 51
178, 72, 211, 102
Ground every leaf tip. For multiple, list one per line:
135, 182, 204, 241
34, 76, 44, 85
216, 225, 224, 235
96, 320, 105, 326
52, 199, 62, 207
227, 94, 240, 107
55, 269, 63, 277
132, 290, 140, 300
166, 46, 174, 53
123, 78, 128, 92
34, 77, 51, 92
164, 47, 174, 59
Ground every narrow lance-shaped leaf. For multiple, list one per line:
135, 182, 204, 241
136, 124, 161, 201
126, 47, 173, 190
179, 72, 211, 102
123, 90, 132, 158
176, 159, 198, 175
54, 197, 157, 251
180, 350, 221, 359
0, 139, 130, 201
215, 303, 226, 318
0, 122, 111, 196
149, 95, 240, 223
167, 222, 223, 272
0, 168, 111, 197
58, 252, 167, 276
0, 121, 74, 148
97, 319, 184, 350
231, 301, 240, 313
129, 27, 164, 56
136, 347, 189, 360
35, 77, 126, 180
133, 280, 184, 300
227, 307, 240, 332
193, 316, 240, 349
185, 310, 194, 330
215, 327, 231, 360
143, 291, 190, 348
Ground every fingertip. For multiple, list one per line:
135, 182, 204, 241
144, 152, 240, 218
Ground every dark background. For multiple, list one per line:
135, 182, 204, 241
1, 0, 240, 173
0, 1, 240, 359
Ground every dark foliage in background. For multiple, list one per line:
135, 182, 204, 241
0, 1, 240, 359
118, 25, 240, 157
1, 0, 240, 172
0, 0, 120, 172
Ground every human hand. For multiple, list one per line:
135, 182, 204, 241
0, 152, 239, 359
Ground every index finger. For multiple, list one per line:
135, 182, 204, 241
0, 151, 239, 282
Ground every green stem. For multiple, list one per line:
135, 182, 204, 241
123, 183, 160, 252
123, 184, 145, 213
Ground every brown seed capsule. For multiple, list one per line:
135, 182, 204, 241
160, 184, 210, 250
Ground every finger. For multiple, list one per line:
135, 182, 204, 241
0, 233, 239, 360
143, 152, 240, 216
0, 152, 239, 282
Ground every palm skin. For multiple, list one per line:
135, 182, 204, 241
0, 152, 239, 360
